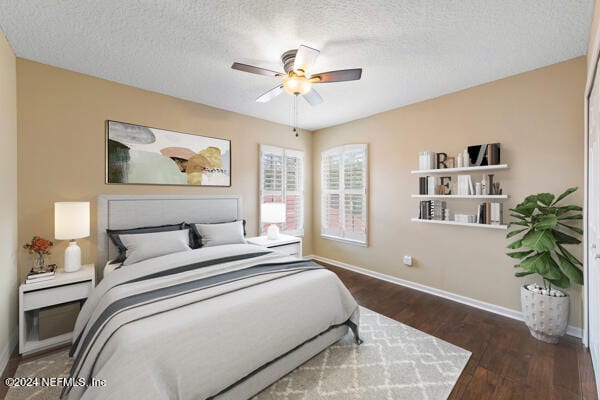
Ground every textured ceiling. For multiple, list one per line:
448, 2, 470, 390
0, 0, 594, 130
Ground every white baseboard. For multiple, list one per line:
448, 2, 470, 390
307, 254, 583, 339
0, 328, 18, 376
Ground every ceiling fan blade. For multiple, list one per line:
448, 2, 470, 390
231, 62, 284, 77
256, 85, 284, 103
293, 45, 320, 75
311, 68, 362, 83
303, 88, 323, 106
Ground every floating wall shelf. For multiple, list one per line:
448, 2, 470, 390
411, 194, 509, 199
410, 164, 509, 175
410, 218, 508, 230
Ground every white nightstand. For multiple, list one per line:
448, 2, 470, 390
246, 234, 303, 257
19, 264, 95, 355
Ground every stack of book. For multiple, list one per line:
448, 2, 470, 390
418, 151, 436, 170
477, 202, 503, 225
455, 214, 477, 224
419, 200, 447, 220
25, 264, 56, 284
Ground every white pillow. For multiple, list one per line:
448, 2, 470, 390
192, 220, 246, 247
120, 229, 191, 266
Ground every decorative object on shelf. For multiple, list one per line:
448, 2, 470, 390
456, 153, 463, 168
55, 202, 90, 273
463, 148, 470, 167
487, 174, 495, 195
261, 202, 286, 240
23, 236, 53, 271
106, 120, 231, 187
443, 209, 450, 221
490, 181, 502, 195
439, 176, 452, 195
475, 182, 482, 196
467, 143, 501, 166
506, 187, 583, 343
436, 153, 455, 169
481, 174, 487, 195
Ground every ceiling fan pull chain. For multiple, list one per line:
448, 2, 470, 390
293, 94, 299, 137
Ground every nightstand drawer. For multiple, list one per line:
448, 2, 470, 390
22, 280, 93, 311
270, 243, 301, 256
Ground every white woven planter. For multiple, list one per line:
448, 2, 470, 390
520, 285, 569, 344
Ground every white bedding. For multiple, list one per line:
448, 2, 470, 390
67, 244, 359, 400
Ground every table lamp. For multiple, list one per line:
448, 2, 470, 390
261, 203, 286, 240
55, 202, 90, 272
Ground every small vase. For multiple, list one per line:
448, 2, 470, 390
32, 253, 46, 272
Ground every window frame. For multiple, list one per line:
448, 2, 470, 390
259, 144, 305, 237
320, 144, 368, 246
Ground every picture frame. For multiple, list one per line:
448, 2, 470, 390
106, 120, 231, 187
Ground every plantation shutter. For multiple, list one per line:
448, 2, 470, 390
259, 145, 304, 236
321, 144, 368, 245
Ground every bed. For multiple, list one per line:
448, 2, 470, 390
64, 195, 360, 400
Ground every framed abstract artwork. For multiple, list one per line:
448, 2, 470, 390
106, 121, 231, 187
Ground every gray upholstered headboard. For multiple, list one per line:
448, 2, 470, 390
97, 195, 243, 274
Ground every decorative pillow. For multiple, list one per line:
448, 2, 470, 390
107, 223, 186, 263
188, 220, 246, 248
120, 229, 191, 266
191, 220, 246, 248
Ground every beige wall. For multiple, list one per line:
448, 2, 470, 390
312, 57, 586, 328
16, 59, 313, 277
0, 31, 18, 359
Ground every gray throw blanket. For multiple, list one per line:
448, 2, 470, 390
65, 244, 360, 400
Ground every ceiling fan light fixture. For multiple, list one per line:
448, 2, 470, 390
283, 75, 312, 95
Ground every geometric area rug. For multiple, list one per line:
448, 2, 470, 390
6, 307, 470, 400
254, 307, 471, 400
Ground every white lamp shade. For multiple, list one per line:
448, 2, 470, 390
261, 203, 286, 223
55, 202, 90, 240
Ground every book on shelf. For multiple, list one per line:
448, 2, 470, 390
419, 200, 447, 220
430, 200, 446, 220
477, 202, 497, 224
457, 175, 475, 196
25, 264, 56, 284
419, 177, 427, 195
427, 176, 436, 195
490, 202, 503, 225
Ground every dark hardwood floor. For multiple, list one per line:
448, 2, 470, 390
1, 263, 597, 399
319, 262, 598, 400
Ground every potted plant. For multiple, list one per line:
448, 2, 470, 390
506, 187, 583, 343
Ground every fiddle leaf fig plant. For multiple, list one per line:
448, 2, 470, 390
506, 187, 583, 290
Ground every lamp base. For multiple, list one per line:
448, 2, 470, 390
64, 240, 82, 273
267, 224, 280, 240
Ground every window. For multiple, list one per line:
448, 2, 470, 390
260, 145, 304, 236
321, 144, 368, 245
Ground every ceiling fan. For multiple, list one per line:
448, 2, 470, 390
231, 45, 362, 106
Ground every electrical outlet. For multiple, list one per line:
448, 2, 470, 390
403, 255, 412, 266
